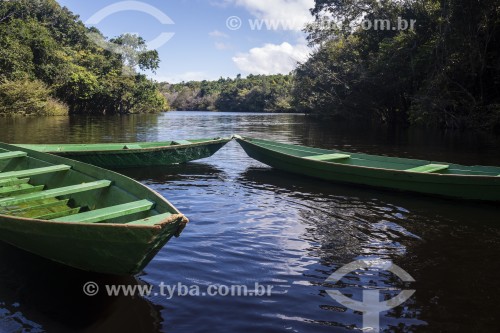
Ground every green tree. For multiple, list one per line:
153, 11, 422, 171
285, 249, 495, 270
0, 78, 68, 116
295, 0, 500, 130
0, 0, 168, 116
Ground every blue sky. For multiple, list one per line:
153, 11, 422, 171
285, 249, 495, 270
56, 0, 314, 83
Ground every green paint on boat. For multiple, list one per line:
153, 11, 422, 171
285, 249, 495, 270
0, 151, 27, 160
235, 137, 500, 202
15, 138, 232, 168
0, 178, 30, 187
406, 164, 449, 173
53, 200, 154, 224
0, 183, 44, 198
0, 142, 188, 275
304, 153, 351, 161
6, 199, 71, 218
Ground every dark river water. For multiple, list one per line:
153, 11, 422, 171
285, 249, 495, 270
0, 112, 499, 333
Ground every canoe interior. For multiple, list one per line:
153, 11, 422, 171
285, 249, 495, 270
0, 144, 180, 225
17, 138, 228, 153
0, 142, 189, 274
15, 138, 232, 169
242, 138, 500, 177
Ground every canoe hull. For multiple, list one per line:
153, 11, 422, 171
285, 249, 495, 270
0, 214, 187, 275
17, 139, 231, 168
237, 138, 500, 202
0, 142, 189, 275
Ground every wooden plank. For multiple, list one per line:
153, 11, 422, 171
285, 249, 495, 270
52, 200, 154, 223
36, 207, 81, 220
125, 212, 173, 226
0, 180, 111, 207
123, 145, 142, 150
406, 164, 449, 173
21, 204, 76, 219
304, 153, 351, 161
0, 184, 44, 197
2, 198, 59, 210
0, 178, 30, 187
0, 151, 27, 160
0, 165, 71, 180
5, 199, 70, 217
172, 140, 192, 145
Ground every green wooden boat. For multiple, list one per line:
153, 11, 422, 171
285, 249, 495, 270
15, 138, 231, 168
0, 142, 188, 275
235, 136, 500, 202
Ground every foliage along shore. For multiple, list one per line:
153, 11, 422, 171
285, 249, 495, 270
293, 0, 500, 131
161, 0, 500, 131
2, 0, 500, 132
159, 74, 295, 113
0, 0, 168, 117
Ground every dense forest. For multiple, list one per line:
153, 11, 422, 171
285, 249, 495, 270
0, 0, 168, 116
294, 0, 500, 130
160, 74, 294, 113
1, 0, 499, 131
163, 0, 500, 130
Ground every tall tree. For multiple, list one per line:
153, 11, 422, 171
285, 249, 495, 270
295, 0, 500, 130
0, 0, 168, 116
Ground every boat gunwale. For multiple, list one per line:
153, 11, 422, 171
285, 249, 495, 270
0, 142, 188, 224
0, 211, 188, 230
237, 137, 500, 180
16, 138, 233, 155
0, 142, 191, 274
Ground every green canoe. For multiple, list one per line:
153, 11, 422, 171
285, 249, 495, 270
0, 142, 188, 275
15, 138, 231, 168
235, 136, 500, 202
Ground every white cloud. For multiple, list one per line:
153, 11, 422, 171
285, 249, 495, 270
233, 41, 310, 75
215, 42, 232, 50
227, 0, 315, 31
209, 30, 230, 38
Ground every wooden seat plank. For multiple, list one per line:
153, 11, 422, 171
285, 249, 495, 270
6, 199, 70, 217
36, 207, 81, 220
172, 140, 192, 146
0, 165, 71, 180
123, 145, 142, 150
52, 200, 154, 223
20, 203, 77, 219
0, 151, 27, 160
406, 164, 449, 173
304, 153, 351, 161
0, 180, 111, 207
0, 184, 44, 197
0, 178, 30, 187
125, 212, 173, 226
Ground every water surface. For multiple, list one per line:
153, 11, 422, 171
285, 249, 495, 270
0, 112, 499, 332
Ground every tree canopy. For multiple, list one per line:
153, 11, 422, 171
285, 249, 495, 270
0, 0, 168, 116
160, 74, 294, 113
2, 0, 499, 131
294, 0, 500, 130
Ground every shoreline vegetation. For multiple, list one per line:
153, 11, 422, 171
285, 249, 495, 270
0, 0, 167, 117
1, 0, 499, 132
159, 74, 295, 114
166, 0, 500, 132
293, 0, 500, 131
